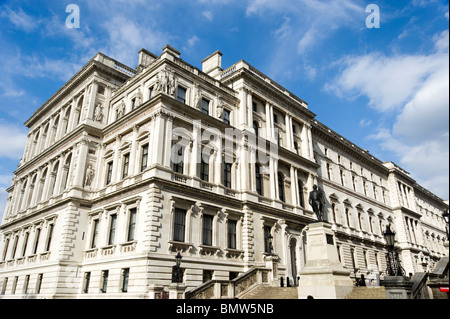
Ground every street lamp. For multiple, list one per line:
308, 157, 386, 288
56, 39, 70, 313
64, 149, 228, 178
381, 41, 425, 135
383, 225, 405, 276
172, 252, 183, 283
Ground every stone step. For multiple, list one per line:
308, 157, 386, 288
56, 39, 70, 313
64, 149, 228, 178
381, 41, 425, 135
240, 286, 298, 299
345, 287, 386, 299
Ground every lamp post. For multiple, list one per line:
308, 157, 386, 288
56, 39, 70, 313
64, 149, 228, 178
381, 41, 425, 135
172, 252, 183, 283
383, 225, 405, 276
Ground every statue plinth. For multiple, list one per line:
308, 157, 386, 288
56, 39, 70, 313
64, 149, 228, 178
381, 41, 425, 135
298, 222, 353, 299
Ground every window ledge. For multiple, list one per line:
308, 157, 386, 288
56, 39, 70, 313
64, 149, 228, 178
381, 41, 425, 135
168, 240, 194, 253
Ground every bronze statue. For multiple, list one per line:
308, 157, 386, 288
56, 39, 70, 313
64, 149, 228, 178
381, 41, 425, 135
309, 184, 326, 222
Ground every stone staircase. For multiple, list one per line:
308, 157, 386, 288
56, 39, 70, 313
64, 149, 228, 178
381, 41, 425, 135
240, 285, 298, 299
345, 287, 387, 299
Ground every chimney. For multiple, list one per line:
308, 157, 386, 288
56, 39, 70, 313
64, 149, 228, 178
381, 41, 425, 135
137, 48, 157, 73
202, 50, 223, 79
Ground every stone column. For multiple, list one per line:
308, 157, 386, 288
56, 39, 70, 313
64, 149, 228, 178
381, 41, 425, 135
128, 125, 139, 176
190, 121, 201, 177
87, 81, 98, 121
73, 139, 89, 188
249, 146, 256, 193
269, 157, 277, 200
53, 156, 64, 195
265, 102, 273, 140
239, 88, 248, 129
68, 97, 78, 131
290, 166, 298, 207
285, 114, 293, 150
163, 114, 174, 167
151, 111, 168, 166
247, 90, 254, 132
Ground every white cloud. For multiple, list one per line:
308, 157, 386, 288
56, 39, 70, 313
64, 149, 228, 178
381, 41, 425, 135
203, 10, 214, 21
100, 14, 169, 67
0, 122, 28, 160
245, 0, 364, 80
359, 119, 372, 127
0, 187, 8, 223
331, 29, 449, 199
325, 52, 445, 112
0, 7, 40, 32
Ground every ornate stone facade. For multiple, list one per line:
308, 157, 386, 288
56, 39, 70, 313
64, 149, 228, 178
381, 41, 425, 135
0, 45, 447, 298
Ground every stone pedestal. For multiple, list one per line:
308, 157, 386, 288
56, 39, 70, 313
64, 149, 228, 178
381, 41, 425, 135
383, 276, 413, 299
168, 283, 186, 299
298, 222, 353, 299
264, 254, 280, 287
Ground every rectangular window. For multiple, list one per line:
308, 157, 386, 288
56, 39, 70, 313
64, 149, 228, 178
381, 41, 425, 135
298, 180, 305, 208
177, 87, 186, 104
97, 85, 105, 95
227, 220, 237, 249
223, 163, 232, 188
45, 224, 54, 252
149, 86, 154, 99
91, 219, 99, 248
108, 214, 117, 246
203, 270, 213, 283
11, 236, 18, 259
252, 102, 257, 112
264, 226, 272, 253
2, 239, 9, 261
201, 98, 209, 115
101, 270, 108, 293
33, 229, 40, 255
11, 276, 18, 294
200, 158, 209, 182
273, 114, 278, 124
122, 154, 130, 179
106, 162, 113, 185
83, 272, 91, 293
127, 208, 137, 242
171, 147, 184, 174
173, 209, 186, 242
223, 109, 230, 125
122, 268, 130, 293
36, 274, 43, 294
222, 110, 230, 125
1, 278, 8, 295
202, 215, 213, 246
23, 275, 30, 294
255, 164, 262, 196
141, 144, 149, 172
131, 98, 136, 110
21, 232, 29, 257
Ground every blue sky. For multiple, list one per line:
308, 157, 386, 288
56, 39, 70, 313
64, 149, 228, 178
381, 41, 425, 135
0, 0, 448, 220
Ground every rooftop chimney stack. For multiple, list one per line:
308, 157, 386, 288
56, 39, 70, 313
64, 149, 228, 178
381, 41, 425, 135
202, 50, 223, 79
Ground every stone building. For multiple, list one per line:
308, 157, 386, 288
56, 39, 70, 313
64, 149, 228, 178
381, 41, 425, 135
0, 46, 447, 298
